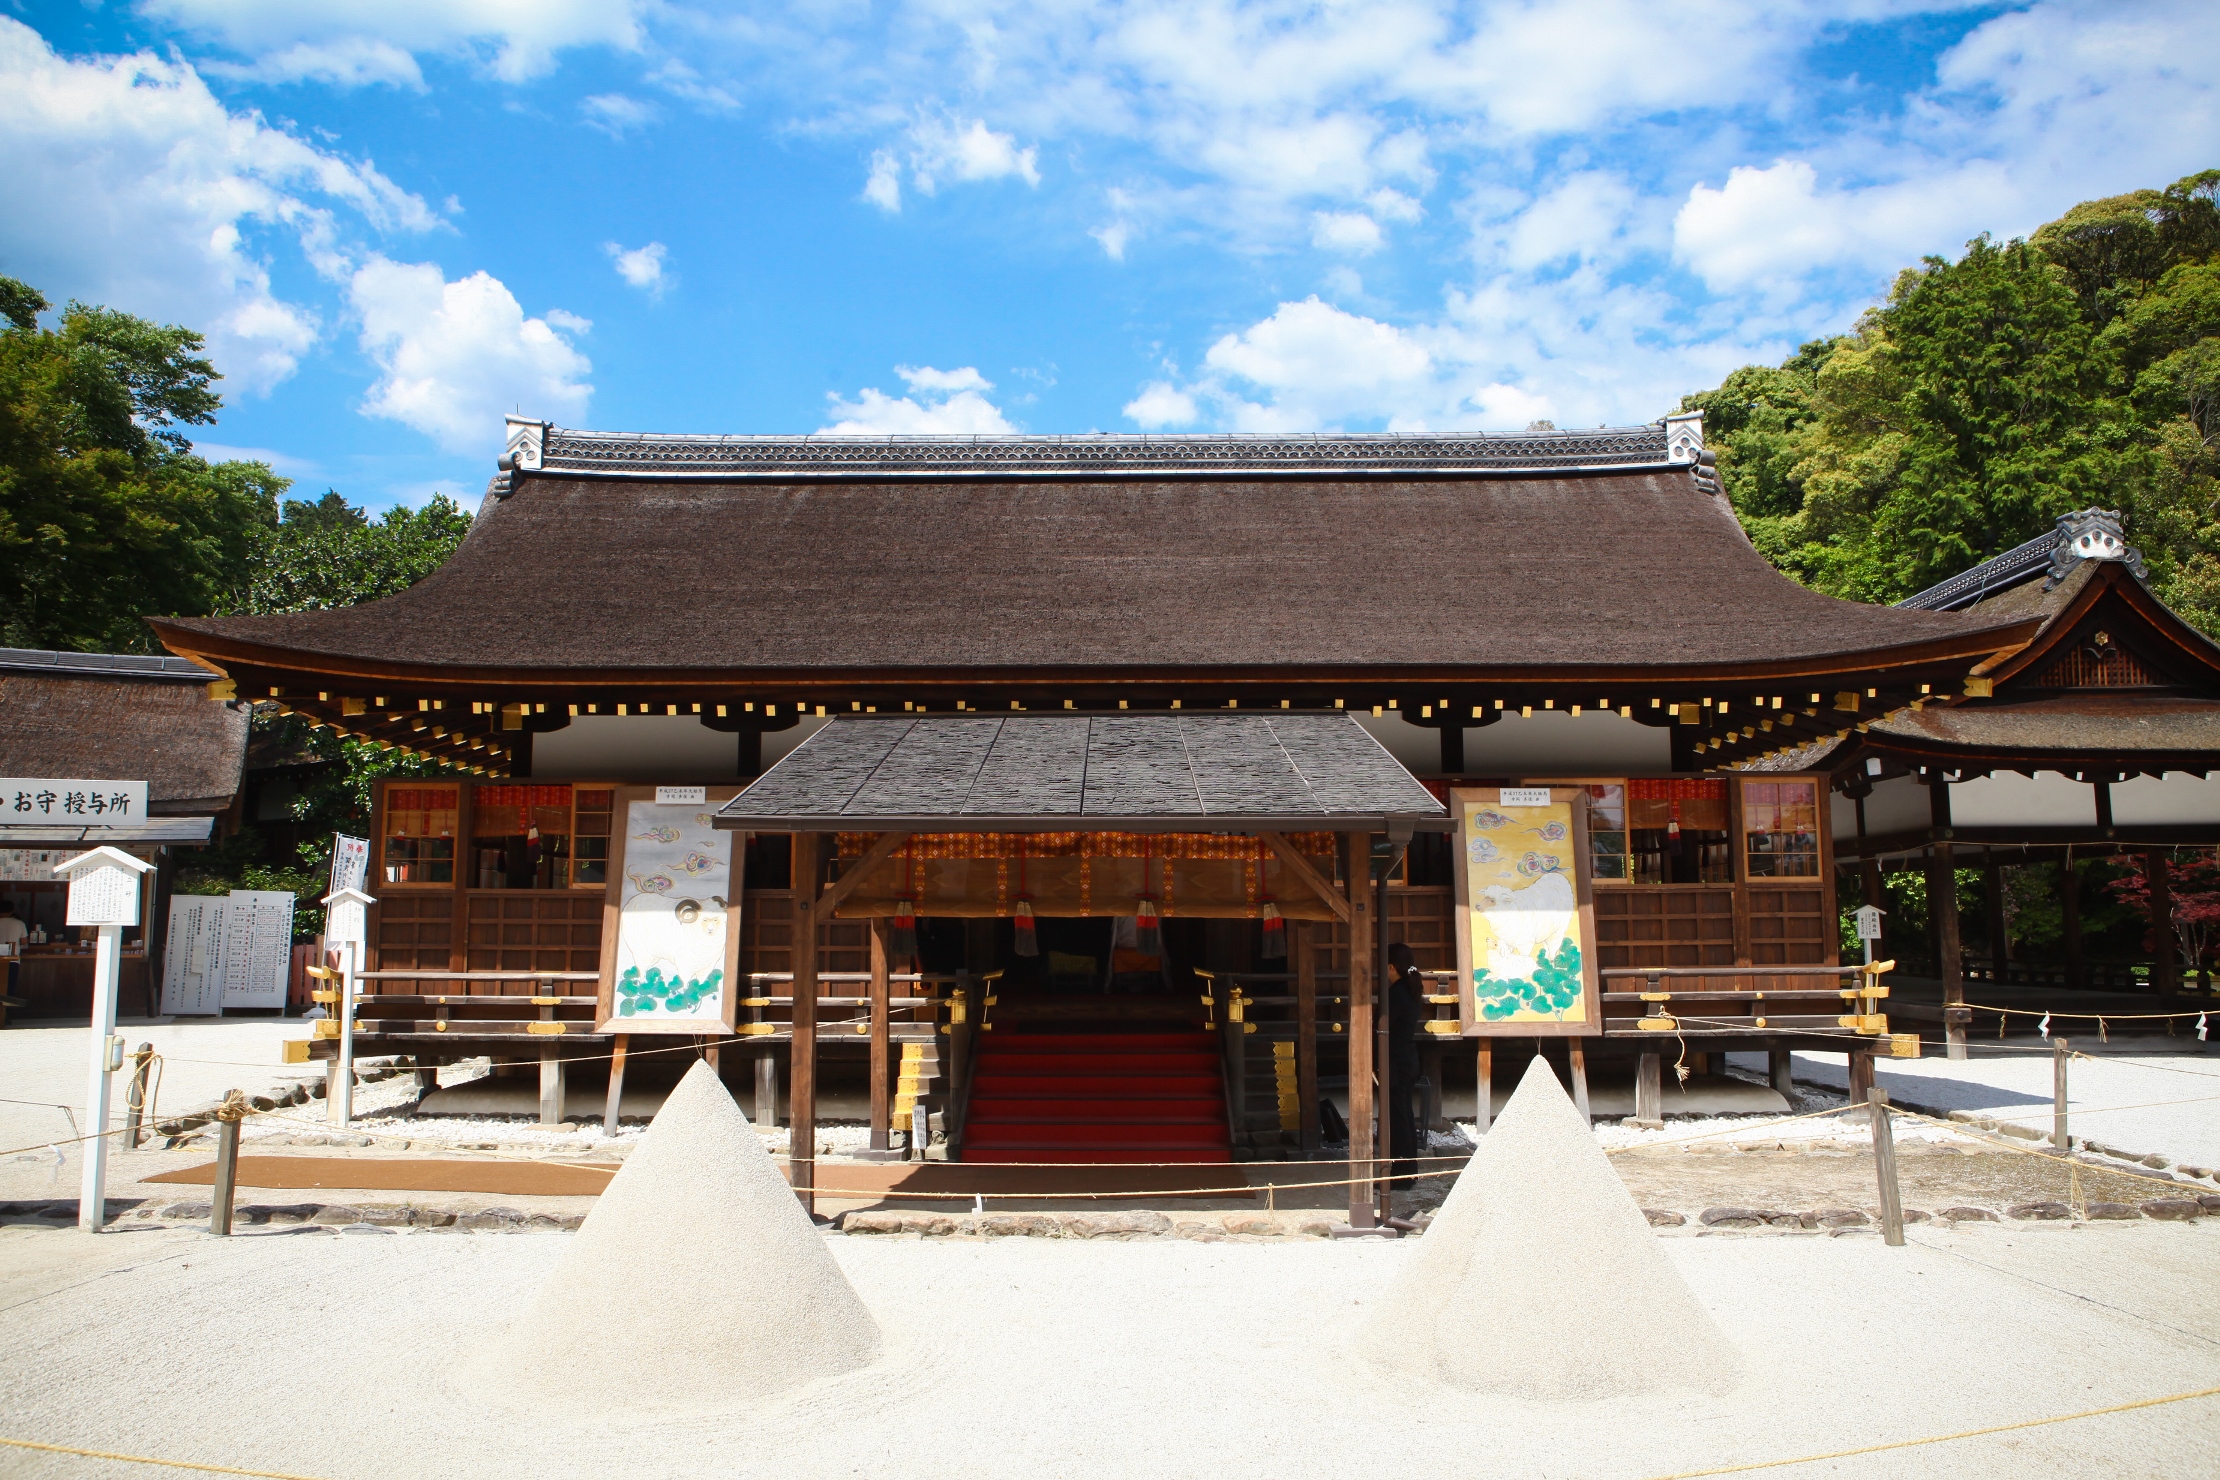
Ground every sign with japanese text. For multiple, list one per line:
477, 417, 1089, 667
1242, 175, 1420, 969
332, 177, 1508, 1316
2, 779, 149, 826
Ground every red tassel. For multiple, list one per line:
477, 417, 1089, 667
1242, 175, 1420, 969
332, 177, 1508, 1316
1013, 898, 1038, 958
1259, 899, 1286, 960
1134, 896, 1162, 958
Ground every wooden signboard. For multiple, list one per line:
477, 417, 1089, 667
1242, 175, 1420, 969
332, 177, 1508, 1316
1450, 785, 1602, 1037
594, 785, 744, 1034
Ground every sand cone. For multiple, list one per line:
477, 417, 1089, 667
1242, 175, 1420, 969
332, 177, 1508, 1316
488, 1060, 879, 1410
1361, 1055, 1739, 1400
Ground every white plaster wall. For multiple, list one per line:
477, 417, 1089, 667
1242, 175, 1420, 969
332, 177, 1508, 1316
2113, 771, 2220, 826
1457, 710, 1672, 776
531, 716, 742, 781
1842, 774, 1932, 841
1949, 772, 2097, 829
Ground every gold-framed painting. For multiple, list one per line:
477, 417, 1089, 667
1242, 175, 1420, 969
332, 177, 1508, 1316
1450, 785, 1602, 1038
593, 785, 746, 1035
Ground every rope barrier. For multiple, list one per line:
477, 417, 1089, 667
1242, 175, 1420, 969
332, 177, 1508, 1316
1639, 1383, 2220, 1478
0, 1435, 328, 1479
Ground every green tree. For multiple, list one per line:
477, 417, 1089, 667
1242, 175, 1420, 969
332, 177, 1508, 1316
224, 489, 475, 614
0, 275, 279, 651
1684, 170, 2220, 627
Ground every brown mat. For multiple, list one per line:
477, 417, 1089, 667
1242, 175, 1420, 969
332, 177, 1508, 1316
147, 1157, 618, 1196
145, 1156, 1287, 1201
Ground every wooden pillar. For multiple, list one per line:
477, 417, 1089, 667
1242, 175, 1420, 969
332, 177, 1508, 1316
2061, 848, 2083, 990
868, 918, 892, 1152
2148, 849, 2178, 999
1634, 1052, 1662, 1124
1983, 856, 2008, 982
1567, 1040, 1591, 1124
1474, 1044, 1493, 1135
2094, 779, 2115, 838
1928, 772, 1966, 1061
1769, 1046, 1794, 1098
1343, 831, 1376, 1228
1847, 1049, 1875, 1110
1294, 921, 1320, 1154
755, 1051, 778, 1128
603, 1034, 628, 1135
1438, 725, 1465, 776
538, 1050, 565, 1125
789, 832, 821, 1215
1374, 846, 1398, 1222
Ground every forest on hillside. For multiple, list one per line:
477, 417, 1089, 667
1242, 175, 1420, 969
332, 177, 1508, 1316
1683, 170, 2220, 631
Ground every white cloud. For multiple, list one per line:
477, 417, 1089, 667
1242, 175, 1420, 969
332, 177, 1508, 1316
0, 18, 437, 392
140, 0, 644, 84
348, 255, 592, 453
819, 365, 1015, 434
1310, 210, 1384, 255
604, 241, 670, 296
1122, 381, 1198, 429
204, 37, 425, 90
581, 93, 657, 137
863, 149, 902, 212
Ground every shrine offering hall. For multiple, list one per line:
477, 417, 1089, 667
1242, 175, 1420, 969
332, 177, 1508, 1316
153, 414, 2220, 1223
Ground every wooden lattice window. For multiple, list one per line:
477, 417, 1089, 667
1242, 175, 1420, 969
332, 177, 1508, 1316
2038, 636, 2154, 688
1593, 888, 1735, 969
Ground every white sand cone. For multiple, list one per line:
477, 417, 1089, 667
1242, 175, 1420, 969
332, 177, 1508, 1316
1362, 1055, 1739, 1400
489, 1060, 880, 1410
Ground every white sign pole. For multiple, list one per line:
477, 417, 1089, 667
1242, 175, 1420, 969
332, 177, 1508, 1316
333, 938, 358, 1126
80, 922, 121, 1232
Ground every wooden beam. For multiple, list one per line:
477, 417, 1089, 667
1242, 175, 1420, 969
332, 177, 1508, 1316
868, 917, 892, 1153
791, 832, 822, 1216
1257, 831, 1353, 925
1344, 831, 1376, 1229
816, 831, 912, 918
1295, 921, 1319, 1154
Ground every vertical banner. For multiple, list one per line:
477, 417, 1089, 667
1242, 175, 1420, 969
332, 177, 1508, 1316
1451, 786, 1601, 1037
220, 890, 296, 1009
595, 787, 743, 1034
328, 835, 370, 896
161, 895, 228, 1015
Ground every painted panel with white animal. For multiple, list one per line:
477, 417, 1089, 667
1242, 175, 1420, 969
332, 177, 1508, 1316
1451, 786, 1602, 1037
593, 787, 744, 1034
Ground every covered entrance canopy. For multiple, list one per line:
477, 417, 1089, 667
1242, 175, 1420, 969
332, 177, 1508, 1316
713, 710, 1447, 1224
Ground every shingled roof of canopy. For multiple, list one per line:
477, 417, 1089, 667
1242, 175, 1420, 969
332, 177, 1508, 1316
150, 423, 2038, 683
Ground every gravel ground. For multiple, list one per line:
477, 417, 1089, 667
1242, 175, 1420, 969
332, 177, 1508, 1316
0, 1019, 320, 1152
1734, 1045, 2220, 1169
0, 1218, 2214, 1479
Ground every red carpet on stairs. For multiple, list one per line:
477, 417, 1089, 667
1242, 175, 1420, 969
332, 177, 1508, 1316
960, 1030, 1231, 1164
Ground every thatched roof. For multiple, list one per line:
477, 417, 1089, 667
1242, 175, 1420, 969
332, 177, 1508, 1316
152, 426, 2030, 690
0, 648, 246, 813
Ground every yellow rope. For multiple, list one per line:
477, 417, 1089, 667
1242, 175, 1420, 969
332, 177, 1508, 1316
0, 1435, 328, 1479
1641, 1383, 2220, 1478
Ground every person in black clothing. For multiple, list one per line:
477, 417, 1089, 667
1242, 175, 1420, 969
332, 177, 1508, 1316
1385, 942, 1426, 1186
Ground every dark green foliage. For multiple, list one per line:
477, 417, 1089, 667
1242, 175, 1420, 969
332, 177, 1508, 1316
1686, 171, 2220, 629
221, 488, 475, 615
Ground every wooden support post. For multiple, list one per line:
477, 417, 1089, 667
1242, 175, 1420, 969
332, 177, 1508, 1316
946, 970, 972, 1150
1870, 1087, 1904, 1248
1567, 1040, 1591, 1124
1847, 1049, 1875, 1114
755, 1051, 778, 1129
210, 1111, 240, 1237
1422, 1043, 1446, 1132
1295, 922, 1320, 1154
2061, 849, 2083, 991
1769, 1046, 1794, 1099
1634, 1051, 1662, 1124
538, 1048, 565, 1125
2148, 849, 2178, 999
2053, 1037, 2070, 1148
1474, 1044, 1493, 1135
790, 832, 821, 1215
604, 1033, 629, 1136
124, 1043, 153, 1149
868, 918, 892, 1154
1929, 772, 1966, 1061
413, 1062, 438, 1097
703, 1036, 719, 1075
1226, 984, 1248, 1137
1375, 840, 1403, 1225
1983, 857, 2008, 983
1344, 831, 1376, 1228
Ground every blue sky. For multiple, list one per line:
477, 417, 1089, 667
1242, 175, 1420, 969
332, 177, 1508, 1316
3, 1, 2216, 510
